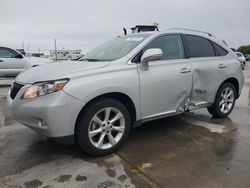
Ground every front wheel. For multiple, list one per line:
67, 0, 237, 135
207, 82, 236, 118
76, 98, 131, 156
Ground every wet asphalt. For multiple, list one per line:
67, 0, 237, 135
0, 67, 250, 188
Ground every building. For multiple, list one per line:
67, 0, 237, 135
16, 49, 26, 55
50, 49, 82, 60
131, 25, 159, 33
26, 52, 45, 58
16, 49, 49, 58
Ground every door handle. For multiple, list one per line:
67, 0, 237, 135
0, 59, 3, 62
218, 64, 226, 69
180, 67, 191, 74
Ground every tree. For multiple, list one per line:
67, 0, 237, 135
237, 45, 250, 54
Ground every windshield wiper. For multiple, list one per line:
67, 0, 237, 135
79, 58, 101, 62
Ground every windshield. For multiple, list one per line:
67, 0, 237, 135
79, 34, 151, 62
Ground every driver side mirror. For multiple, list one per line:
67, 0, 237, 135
15, 54, 23, 59
140, 48, 163, 71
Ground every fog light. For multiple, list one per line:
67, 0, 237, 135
38, 119, 47, 127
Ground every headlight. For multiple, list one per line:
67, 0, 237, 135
22, 79, 69, 99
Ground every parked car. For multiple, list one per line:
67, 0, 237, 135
0, 46, 51, 76
244, 54, 250, 61
235, 52, 246, 69
7, 29, 244, 156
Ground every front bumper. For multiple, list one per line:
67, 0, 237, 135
7, 86, 83, 138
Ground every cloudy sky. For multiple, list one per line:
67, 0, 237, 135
0, 0, 249, 54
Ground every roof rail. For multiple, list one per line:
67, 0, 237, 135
170, 28, 214, 37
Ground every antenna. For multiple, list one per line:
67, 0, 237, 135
123, 28, 127, 35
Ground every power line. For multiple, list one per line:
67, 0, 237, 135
157, 0, 219, 22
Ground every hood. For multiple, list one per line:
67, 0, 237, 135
24, 57, 52, 70
27, 57, 52, 64
16, 61, 110, 84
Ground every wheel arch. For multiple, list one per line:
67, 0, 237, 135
74, 92, 137, 136
221, 77, 240, 98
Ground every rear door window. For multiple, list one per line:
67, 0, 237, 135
185, 35, 215, 58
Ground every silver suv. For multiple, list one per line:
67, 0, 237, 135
7, 29, 244, 156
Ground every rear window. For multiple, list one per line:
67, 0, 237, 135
185, 35, 215, 58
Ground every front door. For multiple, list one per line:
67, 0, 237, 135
137, 34, 192, 120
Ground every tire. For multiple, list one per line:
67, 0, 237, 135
207, 82, 236, 118
76, 98, 131, 156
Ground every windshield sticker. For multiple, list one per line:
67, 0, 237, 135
126, 37, 144, 42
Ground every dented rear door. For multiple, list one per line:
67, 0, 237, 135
184, 35, 227, 104
189, 56, 226, 104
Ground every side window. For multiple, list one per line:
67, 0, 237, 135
212, 42, 228, 56
0, 48, 13, 58
133, 35, 185, 62
0, 48, 18, 58
185, 35, 215, 58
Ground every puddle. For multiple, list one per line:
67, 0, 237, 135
75, 175, 87, 182
54, 175, 72, 182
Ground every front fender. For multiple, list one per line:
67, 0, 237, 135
63, 65, 141, 120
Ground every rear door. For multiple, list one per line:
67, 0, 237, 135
184, 35, 228, 105
136, 34, 192, 119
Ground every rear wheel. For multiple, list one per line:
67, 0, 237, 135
207, 82, 236, 118
76, 98, 131, 156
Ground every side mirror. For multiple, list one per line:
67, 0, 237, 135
15, 54, 24, 59
140, 48, 163, 71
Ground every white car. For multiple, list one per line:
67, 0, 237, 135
235, 52, 246, 69
0, 46, 51, 76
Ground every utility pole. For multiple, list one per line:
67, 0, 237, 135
28, 40, 30, 59
54, 39, 57, 61
22, 42, 24, 50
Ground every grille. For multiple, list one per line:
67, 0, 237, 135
10, 82, 24, 99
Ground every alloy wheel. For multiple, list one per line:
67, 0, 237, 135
88, 107, 125, 149
219, 87, 234, 113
